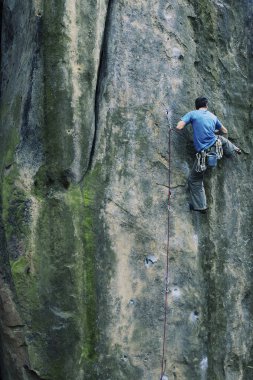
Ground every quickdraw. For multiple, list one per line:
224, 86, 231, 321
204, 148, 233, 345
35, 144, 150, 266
216, 137, 223, 159
196, 150, 207, 172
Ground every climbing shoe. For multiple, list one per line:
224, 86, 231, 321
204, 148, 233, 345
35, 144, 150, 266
235, 148, 242, 155
189, 203, 208, 214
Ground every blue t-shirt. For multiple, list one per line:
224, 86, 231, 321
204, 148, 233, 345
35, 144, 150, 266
181, 110, 222, 152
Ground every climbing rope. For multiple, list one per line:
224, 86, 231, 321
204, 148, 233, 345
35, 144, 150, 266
159, 111, 190, 379
160, 112, 173, 380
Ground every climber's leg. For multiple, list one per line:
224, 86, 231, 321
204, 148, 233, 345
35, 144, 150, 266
188, 159, 207, 211
219, 136, 241, 157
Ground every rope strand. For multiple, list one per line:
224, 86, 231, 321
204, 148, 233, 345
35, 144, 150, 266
160, 119, 173, 379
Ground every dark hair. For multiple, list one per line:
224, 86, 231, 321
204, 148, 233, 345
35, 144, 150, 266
195, 97, 208, 109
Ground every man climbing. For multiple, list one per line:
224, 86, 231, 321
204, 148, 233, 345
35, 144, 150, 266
176, 97, 241, 213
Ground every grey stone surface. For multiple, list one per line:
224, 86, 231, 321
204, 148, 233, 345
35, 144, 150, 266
0, 0, 252, 379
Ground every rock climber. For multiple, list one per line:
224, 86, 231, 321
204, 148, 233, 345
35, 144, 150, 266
176, 97, 241, 213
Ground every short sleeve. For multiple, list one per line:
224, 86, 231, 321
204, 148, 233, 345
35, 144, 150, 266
215, 118, 222, 130
181, 111, 192, 125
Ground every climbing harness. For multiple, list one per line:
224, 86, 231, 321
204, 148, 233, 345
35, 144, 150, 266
160, 113, 173, 380
195, 137, 223, 172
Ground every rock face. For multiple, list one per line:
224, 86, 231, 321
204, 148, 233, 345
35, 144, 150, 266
0, 1, 252, 379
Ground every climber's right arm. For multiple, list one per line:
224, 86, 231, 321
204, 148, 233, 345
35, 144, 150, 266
176, 120, 186, 130
220, 125, 228, 134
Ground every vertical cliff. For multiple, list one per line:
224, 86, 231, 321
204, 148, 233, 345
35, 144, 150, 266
0, 1, 252, 379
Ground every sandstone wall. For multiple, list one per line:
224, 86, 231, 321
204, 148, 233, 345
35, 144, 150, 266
0, 1, 252, 379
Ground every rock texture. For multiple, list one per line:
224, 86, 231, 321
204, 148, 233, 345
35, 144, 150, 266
0, 0, 252, 379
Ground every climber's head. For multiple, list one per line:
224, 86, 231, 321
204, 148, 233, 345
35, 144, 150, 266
195, 97, 208, 110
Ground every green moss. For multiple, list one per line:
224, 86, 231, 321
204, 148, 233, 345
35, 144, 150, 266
11, 256, 29, 274
26, 196, 80, 378
20, 163, 104, 378
64, 173, 110, 375
81, 185, 98, 362
9, 253, 40, 330
42, 1, 74, 172
3, 109, 20, 165
2, 165, 30, 253
65, 183, 98, 364
1, 95, 23, 240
